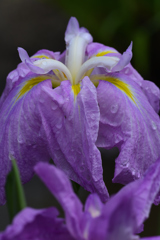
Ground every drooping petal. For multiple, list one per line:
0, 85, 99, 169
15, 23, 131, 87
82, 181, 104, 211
96, 72, 160, 192
141, 79, 160, 114
0, 207, 73, 240
38, 76, 109, 202
120, 64, 160, 113
0, 75, 54, 204
35, 162, 83, 239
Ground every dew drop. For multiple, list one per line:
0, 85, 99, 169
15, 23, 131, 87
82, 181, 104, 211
132, 169, 135, 176
137, 172, 141, 178
55, 122, 62, 129
121, 161, 129, 167
124, 68, 129, 74
51, 102, 57, 110
151, 121, 157, 130
42, 61, 47, 66
9, 151, 15, 160
17, 135, 24, 144
110, 104, 118, 114
39, 98, 45, 103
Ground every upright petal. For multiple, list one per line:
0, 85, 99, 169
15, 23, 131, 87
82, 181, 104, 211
35, 162, 83, 239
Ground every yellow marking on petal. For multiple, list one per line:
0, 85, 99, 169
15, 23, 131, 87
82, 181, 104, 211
90, 75, 136, 104
72, 84, 81, 97
16, 75, 60, 101
96, 50, 114, 57
32, 55, 50, 59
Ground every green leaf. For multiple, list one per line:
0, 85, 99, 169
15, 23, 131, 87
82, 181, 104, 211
5, 159, 27, 222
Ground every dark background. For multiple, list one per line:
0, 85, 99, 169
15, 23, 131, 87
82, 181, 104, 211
0, 0, 160, 237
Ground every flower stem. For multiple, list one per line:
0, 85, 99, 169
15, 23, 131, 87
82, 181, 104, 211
5, 159, 27, 222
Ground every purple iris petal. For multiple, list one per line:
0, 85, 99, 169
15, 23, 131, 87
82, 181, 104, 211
86, 42, 118, 58
38, 76, 108, 202
35, 162, 83, 239
96, 72, 160, 193
87, 42, 160, 114
35, 157, 160, 240
111, 42, 133, 72
0, 207, 73, 240
18, 47, 31, 63
2, 156, 160, 239
33, 49, 61, 60
86, 157, 160, 240
141, 80, 160, 114
65, 17, 92, 44
0, 76, 51, 204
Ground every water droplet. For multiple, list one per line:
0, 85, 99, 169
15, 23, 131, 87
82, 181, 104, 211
124, 68, 129, 74
90, 114, 95, 120
9, 151, 15, 160
42, 61, 47, 66
137, 172, 141, 178
121, 161, 129, 167
55, 122, 62, 129
110, 104, 118, 114
151, 121, 157, 130
39, 98, 45, 103
17, 135, 23, 144
132, 169, 135, 176
51, 102, 57, 110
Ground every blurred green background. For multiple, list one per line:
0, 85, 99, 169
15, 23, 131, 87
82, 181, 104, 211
0, 0, 160, 237
44, 0, 160, 84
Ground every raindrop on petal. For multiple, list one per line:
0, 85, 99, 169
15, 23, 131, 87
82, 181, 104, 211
9, 151, 15, 160
110, 104, 118, 114
17, 135, 24, 144
51, 102, 57, 110
42, 61, 47, 66
55, 122, 62, 129
151, 121, 157, 130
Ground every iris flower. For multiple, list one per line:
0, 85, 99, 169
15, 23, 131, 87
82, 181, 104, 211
0, 17, 160, 204
1, 159, 160, 240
